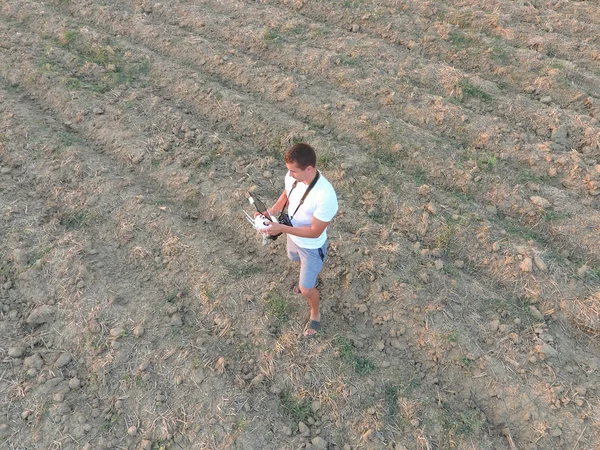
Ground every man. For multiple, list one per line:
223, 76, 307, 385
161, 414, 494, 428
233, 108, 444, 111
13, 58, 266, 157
265, 143, 338, 337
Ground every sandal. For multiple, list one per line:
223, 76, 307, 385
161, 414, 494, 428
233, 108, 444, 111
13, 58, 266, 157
303, 320, 321, 337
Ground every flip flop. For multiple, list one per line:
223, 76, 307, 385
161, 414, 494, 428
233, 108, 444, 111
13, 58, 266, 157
303, 320, 321, 337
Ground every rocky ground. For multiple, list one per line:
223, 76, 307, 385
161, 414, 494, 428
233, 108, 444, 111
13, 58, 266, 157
1, 0, 599, 449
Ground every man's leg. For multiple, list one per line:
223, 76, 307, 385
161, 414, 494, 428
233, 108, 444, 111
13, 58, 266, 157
299, 285, 320, 324
297, 243, 327, 336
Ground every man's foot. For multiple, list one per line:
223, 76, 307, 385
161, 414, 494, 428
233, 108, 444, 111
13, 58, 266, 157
303, 320, 321, 337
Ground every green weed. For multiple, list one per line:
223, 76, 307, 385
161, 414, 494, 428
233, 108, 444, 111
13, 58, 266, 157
545, 46, 557, 58
338, 54, 361, 66
459, 81, 493, 102
36, 56, 55, 73
165, 290, 181, 303
332, 336, 376, 375
502, 221, 548, 246
515, 169, 549, 184
589, 267, 600, 279
60, 210, 90, 229
412, 166, 428, 185
384, 384, 402, 422
28, 246, 52, 266
317, 153, 335, 169
56, 29, 151, 91
459, 356, 475, 372
543, 210, 570, 223
224, 262, 264, 278
343, 0, 365, 7
265, 290, 291, 324
436, 221, 456, 249
441, 404, 485, 440
0, 261, 14, 282
449, 31, 473, 49
488, 42, 509, 63
280, 390, 312, 423
477, 154, 497, 171
262, 28, 282, 42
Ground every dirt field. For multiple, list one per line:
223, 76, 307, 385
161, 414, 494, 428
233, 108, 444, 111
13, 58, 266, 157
1, 0, 599, 449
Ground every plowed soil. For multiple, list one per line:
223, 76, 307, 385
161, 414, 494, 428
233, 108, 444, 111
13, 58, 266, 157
1, 1, 599, 449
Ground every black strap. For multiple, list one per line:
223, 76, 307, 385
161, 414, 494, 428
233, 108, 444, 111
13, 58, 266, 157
283, 171, 320, 219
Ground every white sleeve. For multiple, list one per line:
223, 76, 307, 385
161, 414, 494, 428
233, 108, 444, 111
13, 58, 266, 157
313, 187, 338, 222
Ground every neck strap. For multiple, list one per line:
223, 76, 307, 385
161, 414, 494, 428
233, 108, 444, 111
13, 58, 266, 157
284, 171, 320, 219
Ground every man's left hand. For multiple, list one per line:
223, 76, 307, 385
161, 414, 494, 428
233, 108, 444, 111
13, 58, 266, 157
265, 221, 285, 236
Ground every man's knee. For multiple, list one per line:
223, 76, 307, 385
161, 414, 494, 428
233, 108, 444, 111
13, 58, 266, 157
299, 285, 318, 296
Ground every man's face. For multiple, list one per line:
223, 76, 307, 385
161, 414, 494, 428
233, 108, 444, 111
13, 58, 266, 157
286, 162, 311, 183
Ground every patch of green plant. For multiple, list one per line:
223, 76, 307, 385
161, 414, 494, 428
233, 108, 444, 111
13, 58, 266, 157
545, 46, 557, 58
36, 56, 55, 73
441, 404, 485, 440
374, 149, 397, 168
502, 221, 549, 246
59, 29, 80, 48
28, 246, 52, 266
0, 261, 14, 282
543, 210, 570, 223
332, 336, 376, 375
367, 208, 384, 223
317, 153, 334, 169
515, 168, 549, 184
165, 290, 181, 303
280, 390, 312, 423
443, 264, 461, 277
262, 27, 282, 42
56, 30, 151, 90
488, 42, 509, 63
449, 31, 473, 49
588, 266, 600, 280
436, 221, 456, 249
459, 356, 475, 372
265, 290, 291, 324
224, 262, 264, 278
101, 412, 121, 431
459, 81, 493, 102
60, 210, 90, 229
412, 166, 428, 185
338, 53, 361, 66
446, 330, 458, 343
477, 154, 497, 171
343, 0, 365, 7
384, 384, 402, 422
65, 76, 112, 93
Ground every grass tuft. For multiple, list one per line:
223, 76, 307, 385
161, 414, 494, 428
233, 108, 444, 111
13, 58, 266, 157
458, 81, 493, 102
280, 390, 312, 423
265, 290, 291, 324
332, 336, 376, 375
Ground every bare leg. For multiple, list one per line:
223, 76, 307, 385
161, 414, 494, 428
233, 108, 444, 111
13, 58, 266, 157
299, 286, 320, 336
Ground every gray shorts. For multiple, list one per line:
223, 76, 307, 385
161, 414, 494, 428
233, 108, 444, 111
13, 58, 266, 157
287, 235, 327, 289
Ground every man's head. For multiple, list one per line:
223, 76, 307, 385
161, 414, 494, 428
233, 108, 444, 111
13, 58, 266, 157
284, 143, 317, 184
285, 143, 316, 170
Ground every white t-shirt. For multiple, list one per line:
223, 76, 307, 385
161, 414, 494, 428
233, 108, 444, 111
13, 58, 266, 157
284, 171, 338, 249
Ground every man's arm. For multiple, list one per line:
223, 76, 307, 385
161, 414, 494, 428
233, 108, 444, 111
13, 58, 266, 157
266, 215, 330, 239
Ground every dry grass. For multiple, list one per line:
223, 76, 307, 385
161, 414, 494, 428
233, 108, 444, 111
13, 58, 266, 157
0, 0, 599, 448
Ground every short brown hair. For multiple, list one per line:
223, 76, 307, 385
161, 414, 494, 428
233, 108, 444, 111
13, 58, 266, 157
284, 143, 316, 169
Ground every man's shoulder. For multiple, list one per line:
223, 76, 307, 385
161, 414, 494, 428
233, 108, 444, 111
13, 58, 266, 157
314, 175, 337, 207
316, 173, 336, 194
